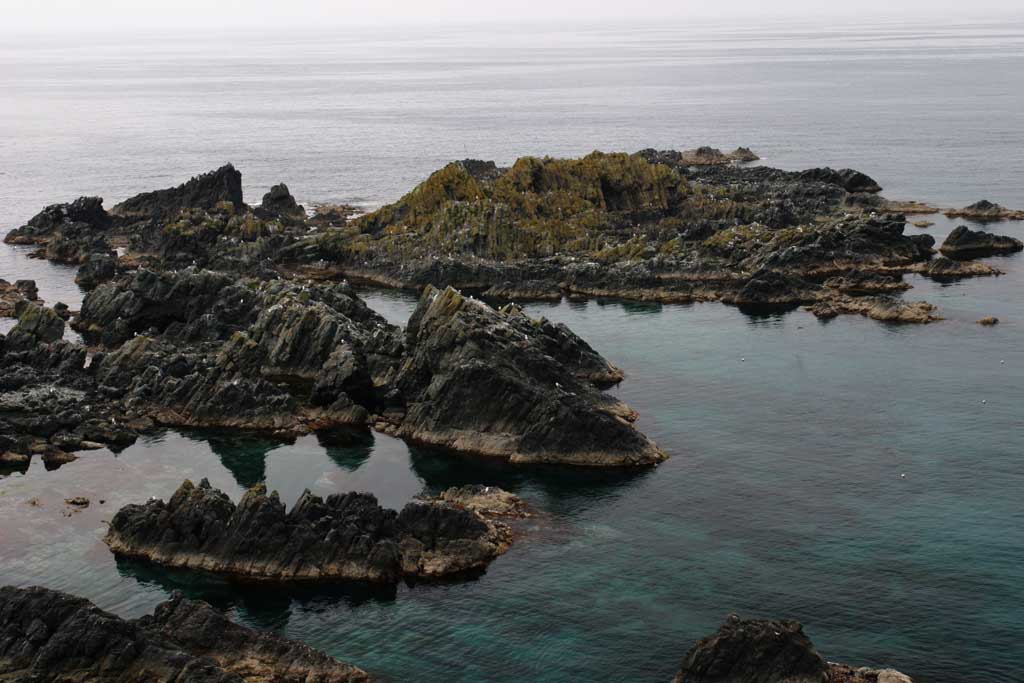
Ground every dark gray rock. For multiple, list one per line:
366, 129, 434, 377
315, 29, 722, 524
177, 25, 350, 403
111, 164, 244, 219
939, 225, 1024, 259
383, 286, 665, 466
0, 585, 369, 682
674, 615, 829, 683
105, 478, 514, 581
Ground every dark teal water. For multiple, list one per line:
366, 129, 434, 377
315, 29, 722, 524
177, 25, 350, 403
2, 19, 1024, 683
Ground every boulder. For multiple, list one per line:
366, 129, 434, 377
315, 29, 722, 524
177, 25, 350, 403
75, 252, 119, 289
939, 225, 1023, 259
256, 183, 305, 219
674, 615, 828, 683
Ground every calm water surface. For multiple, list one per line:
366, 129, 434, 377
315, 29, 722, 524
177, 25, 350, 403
1, 19, 1023, 683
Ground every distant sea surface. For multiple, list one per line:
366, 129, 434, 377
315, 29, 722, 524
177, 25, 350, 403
1, 19, 1023, 682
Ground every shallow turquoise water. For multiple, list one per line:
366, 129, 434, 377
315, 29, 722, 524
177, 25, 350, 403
2, 18, 1024, 682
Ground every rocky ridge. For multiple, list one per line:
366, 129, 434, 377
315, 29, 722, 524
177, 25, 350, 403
105, 478, 520, 581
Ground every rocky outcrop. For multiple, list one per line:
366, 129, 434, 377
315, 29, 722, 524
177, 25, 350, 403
806, 295, 939, 324
380, 286, 664, 465
72, 269, 401, 434
944, 199, 1024, 221
9, 301, 64, 344
0, 585, 369, 682
3, 196, 110, 245
105, 478, 517, 581
111, 164, 244, 219
798, 167, 882, 194
939, 225, 1023, 259
673, 615, 913, 683
256, 183, 305, 220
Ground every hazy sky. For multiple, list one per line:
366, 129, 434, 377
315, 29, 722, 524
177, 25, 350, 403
2, 0, 1021, 33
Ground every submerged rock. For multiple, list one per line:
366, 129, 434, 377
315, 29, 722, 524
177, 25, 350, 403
673, 615, 913, 683
383, 286, 665, 466
105, 478, 517, 582
0, 585, 369, 682
939, 225, 1023, 259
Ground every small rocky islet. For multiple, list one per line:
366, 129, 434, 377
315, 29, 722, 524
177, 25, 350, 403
104, 478, 523, 582
3, 146, 1016, 680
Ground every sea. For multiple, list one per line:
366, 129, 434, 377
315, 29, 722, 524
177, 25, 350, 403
1, 18, 1023, 682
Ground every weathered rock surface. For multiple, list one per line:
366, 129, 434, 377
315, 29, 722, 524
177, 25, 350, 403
3, 196, 110, 246
105, 478, 517, 581
111, 164, 244, 219
939, 224, 1023, 259
256, 183, 305, 220
798, 167, 883, 194
381, 286, 664, 466
907, 256, 1002, 280
0, 585, 369, 682
673, 615, 913, 683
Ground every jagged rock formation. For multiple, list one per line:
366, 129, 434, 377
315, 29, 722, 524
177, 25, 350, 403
75, 268, 402, 433
256, 183, 305, 220
939, 225, 1023, 259
797, 167, 883, 194
105, 478, 518, 581
0, 585, 369, 682
673, 615, 913, 683
111, 163, 244, 219
677, 146, 760, 165
380, 286, 665, 465
3, 196, 110, 246
944, 199, 1024, 221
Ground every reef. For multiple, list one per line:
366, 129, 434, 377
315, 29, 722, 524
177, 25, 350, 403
674, 614, 912, 683
0, 585, 369, 682
939, 224, 1023, 259
105, 478, 520, 581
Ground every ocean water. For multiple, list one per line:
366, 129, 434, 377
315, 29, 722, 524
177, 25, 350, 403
2, 19, 1023, 682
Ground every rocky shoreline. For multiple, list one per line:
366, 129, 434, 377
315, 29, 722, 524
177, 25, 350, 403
104, 478, 522, 582
0, 585, 370, 682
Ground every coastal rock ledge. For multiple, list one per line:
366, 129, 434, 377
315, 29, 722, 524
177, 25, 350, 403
0, 585, 369, 682
104, 478, 521, 582
674, 615, 912, 683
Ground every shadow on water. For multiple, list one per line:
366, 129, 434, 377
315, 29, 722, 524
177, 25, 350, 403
406, 443, 655, 505
115, 556, 398, 631
317, 427, 376, 472
185, 428, 294, 489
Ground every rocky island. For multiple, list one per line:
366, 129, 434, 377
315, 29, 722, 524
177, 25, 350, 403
0, 585, 370, 682
675, 614, 912, 683
105, 478, 522, 581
